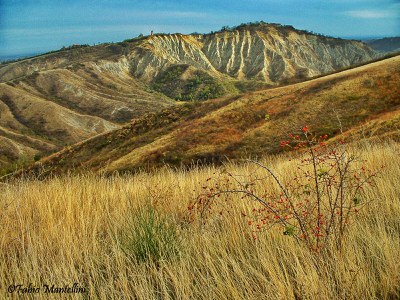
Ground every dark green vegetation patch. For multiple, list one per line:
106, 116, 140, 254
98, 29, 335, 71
152, 65, 226, 101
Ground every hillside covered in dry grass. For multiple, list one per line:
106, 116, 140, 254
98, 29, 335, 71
0, 22, 379, 171
18, 54, 399, 177
1, 141, 399, 299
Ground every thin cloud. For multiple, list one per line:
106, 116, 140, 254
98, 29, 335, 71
152, 11, 207, 18
345, 9, 395, 19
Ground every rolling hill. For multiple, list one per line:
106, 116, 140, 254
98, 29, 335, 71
17, 54, 399, 177
0, 22, 380, 171
365, 37, 400, 53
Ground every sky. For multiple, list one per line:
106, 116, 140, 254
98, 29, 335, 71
0, 0, 399, 59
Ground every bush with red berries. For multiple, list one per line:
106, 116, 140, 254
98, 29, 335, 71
189, 126, 380, 252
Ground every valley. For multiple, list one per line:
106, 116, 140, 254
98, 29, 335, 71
0, 23, 380, 172
13, 54, 399, 177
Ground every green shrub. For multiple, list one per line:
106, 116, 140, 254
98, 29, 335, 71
122, 206, 181, 263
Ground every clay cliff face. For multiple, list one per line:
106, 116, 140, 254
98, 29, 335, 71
2, 23, 377, 86
125, 24, 377, 84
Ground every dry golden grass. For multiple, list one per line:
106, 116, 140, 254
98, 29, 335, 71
1, 141, 399, 299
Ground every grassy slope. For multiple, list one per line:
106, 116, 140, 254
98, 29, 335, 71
1, 141, 399, 299
21, 55, 400, 176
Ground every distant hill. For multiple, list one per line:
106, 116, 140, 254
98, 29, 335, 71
16, 55, 400, 177
0, 22, 380, 171
364, 37, 400, 53
0, 53, 40, 63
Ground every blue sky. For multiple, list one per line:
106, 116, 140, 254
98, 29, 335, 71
0, 0, 399, 58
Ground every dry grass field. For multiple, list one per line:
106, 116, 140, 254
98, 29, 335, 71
1, 140, 399, 299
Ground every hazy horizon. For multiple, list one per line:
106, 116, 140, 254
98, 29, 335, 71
0, 0, 399, 59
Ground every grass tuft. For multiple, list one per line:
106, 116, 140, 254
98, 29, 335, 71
121, 206, 181, 263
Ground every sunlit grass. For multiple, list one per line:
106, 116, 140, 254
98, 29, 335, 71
0, 141, 399, 299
